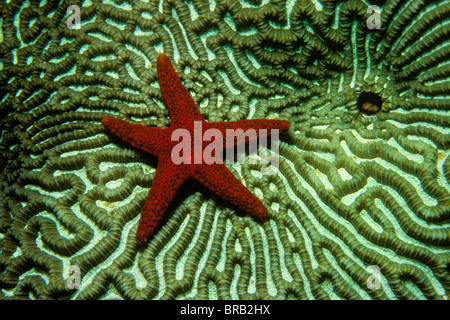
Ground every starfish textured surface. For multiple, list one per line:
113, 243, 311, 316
102, 54, 290, 242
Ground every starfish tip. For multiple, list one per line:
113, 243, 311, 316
102, 115, 115, 127
135, 234, 146, 243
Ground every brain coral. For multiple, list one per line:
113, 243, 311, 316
0, 0, 449, 300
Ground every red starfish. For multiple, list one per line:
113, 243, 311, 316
102, 54, 290, 242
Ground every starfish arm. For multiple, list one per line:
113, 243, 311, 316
102, 115, 168, 158
136, 161, 187, 242
194, 164, 268, 218
157, 54, 204, 126
207, 119, 290, 132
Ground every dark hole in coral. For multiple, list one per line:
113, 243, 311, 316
357, 91, 383, 115
446, 263, 450, 273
